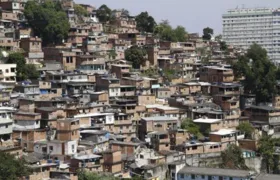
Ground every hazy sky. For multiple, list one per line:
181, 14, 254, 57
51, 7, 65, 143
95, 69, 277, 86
76, 0, 279, 35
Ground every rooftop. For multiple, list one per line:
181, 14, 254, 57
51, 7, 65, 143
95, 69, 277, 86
141, 116, 177, 122
247, 105, 279, 112
73, 154, 101, 160
210, 129, 238, 136
193, 118, 222, 124
178, 166, 254, 178
256, 174, 280, 180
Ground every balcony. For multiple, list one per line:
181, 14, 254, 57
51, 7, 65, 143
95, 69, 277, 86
136, 106, 146, 112
159, 138, 170, 143
28, 52, 44, 59
183, 67, 193, 70
114, 119, 132, 126
80, 162, 101, 168
221, 136, 236, 142
120, 91, 135, 96
120, 129, 136, 134
225, 114, 240, 120
0, 96, 10, 102
221, 70, 233, 75
39, 81, 51, 89
124, 107, 136, 114
14, 113, 41, 121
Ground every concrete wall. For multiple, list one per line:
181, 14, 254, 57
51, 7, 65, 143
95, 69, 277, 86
14, 120, 40, 130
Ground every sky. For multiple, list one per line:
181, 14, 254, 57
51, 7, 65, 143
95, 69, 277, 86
76, 0, 280, 35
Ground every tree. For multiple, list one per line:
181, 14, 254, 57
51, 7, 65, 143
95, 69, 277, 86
7, 52, 39, 81
24, 1, 69, 46
181, 118, 202, 138
173, 26, 188, 42
258, 135, 275, 173
215, 34, 222, 41
0, 151, 31, 179
202, 27, 214, 40
135, 12, 156, 33
125, 46, 147, 69
232, 44, 277, 104
78, 171, 120, 180
7, 52, 27, 80
74, 4, 88, 17
25, 64, 40, 79
154, 20, 176, 42
121, 9, 130, 17
154, 20, 188, 42
221, 144, 248, 169
108, 49, 117, 60
237, 122, 254, 139
96, 4, 112, 23
163, 69, 176, 81
220, 41, 228, 51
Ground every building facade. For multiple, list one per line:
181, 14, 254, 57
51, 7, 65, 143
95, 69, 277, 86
223, 8, 280, 63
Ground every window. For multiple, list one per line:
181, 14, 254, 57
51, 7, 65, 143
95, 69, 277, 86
5, 125, 8, 128
5, 69, 9, 73
180, 174, 184, 178
66, 57, 73, 63
36, 120, 39, 124
72, 144, 75, 152
49, 146, 53, 151
191, 174, 195, 179
202, 175, 205, 179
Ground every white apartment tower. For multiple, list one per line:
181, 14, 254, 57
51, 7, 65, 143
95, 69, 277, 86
222, 8, 280, 63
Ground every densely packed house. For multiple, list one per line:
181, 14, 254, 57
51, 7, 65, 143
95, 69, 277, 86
0, 0, 278, 180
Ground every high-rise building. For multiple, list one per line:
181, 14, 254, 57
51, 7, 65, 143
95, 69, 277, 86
222, 8, 280, 63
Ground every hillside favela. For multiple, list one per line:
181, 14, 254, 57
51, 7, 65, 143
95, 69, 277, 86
1, 0, 280, 180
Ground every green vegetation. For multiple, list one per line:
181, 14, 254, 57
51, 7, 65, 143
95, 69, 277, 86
96, 4, 112, 23
237, 122, 254, 139
24, 0, 70, 46
181, 118, 202, 138
0, 151, 31, 179
258, 135, 275, 173
232, 43, 277, 104
173, 26, 188, 42
141, 68, 159, 77
108, 49, 117, 60
135, 11, 157, 33
163, 69, 176, 81
221, 144, 248, 169
120, 9, 130, 17
78, 171, 141, 180
215, 34, 222, 41
74, 4, 88, 16
154, 20, 188, 42
7, 52, 39, 81
202, 27, 214, 40
125, 46, 147, 69
219, 41, 228, 51
78, 172, 119, 180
